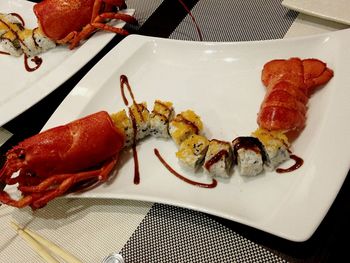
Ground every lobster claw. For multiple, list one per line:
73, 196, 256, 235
0, 147, 25, 183
0, 111, 125, 209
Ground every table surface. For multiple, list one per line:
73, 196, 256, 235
1, 0, 349, 262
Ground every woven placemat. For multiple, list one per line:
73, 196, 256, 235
170, 0, 298, 41
120, 204, 286, 263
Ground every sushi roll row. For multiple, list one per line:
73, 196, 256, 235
110, 99, 290, 178
168, 115, 290, 178
175, 133, 289, 178
166, 109, 289, 177
0, 13, 55, 57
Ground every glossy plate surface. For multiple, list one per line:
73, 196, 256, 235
282, 0, 350, 25
0, 0, 134, 126
22, 30, 350, 241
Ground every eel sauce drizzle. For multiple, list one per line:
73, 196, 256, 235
154, 148, 217, 188
120, 74, 140, 184
120, 75, 216, 188
276, 154, 303, 173
24, 54, 42, 72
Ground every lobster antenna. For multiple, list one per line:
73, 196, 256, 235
177, 0, 203, 41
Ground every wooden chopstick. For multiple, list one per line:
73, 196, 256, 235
10, 221, 83, 263
10, 222, 60, 263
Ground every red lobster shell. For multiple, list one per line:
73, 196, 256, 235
33, 0, 136, 48
258, 57, 334, 132
34, 0, 95, 41
0, 111, 125, 209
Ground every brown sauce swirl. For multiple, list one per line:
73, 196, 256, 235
0, 51, 10, 55
24, 54, 42, 72
128, 108, 140, 184
120, 74, 141, 184
177, 0, 203, 41
276, 154, 303, 173
120, 74, 136, 106
154, 148, 217, 188
9, 13, 25, 27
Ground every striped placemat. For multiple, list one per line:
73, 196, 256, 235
120, 204, 287, 262
170, 0, 298, 41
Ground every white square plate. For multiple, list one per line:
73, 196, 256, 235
0, 0, 134, 126
282, 0, 350, 25
37, 29, 350, 241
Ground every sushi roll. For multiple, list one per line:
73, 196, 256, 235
169, 109, 203, 146
0, 13, 24, 56
232, 136, 266, 177
149, 100, 174, 138
128, 102, 151, 141
0, 14, 56, 57
252, 129, 290, 171
18, 28, 43, 57
203, 139, 233, 178
110, 109, 134, 148
176, 134, 209, 170
0, 38, 22, 56
28, 27, 55, 56
18, 27, 56, 57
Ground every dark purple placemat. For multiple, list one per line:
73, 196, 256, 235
120, 204, 287, 262
170, 0, 298, 41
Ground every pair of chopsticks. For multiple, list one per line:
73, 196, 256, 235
10, 221, 83, 263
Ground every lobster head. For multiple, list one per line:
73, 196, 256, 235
33, 0, 128, 41
34, 0, 95, 41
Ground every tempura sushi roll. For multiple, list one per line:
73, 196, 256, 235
176, 134, 209, 170
203, 139, 233, 178
149, 100, 174, 138
252, 129, 290, 171
0, 14, 55, 57
0, 38, 22, 56
110, 109, 134, 148
128, 102, 150, 141
169, 110, 203, 146
18, 27, 55, 57
0, 13, 24, 56
18, 29, 43, 57
232, 136, 266, 177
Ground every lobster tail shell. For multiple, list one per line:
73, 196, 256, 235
261, 58, 305, 89
258, 58, 333, 132
302, 59, 334, 96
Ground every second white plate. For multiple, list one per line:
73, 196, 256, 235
0, 0, 134, 126
282, 0, 350, 25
